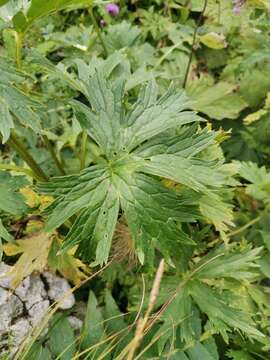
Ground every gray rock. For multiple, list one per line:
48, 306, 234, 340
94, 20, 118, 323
0, 264, 78, 355
0, 262, 12, 289
0, 303, 12, 333
68, 316, 83, 331
24, 276, 47, 310
44, 272, 75, 309
28, 300, 50, 326
10, 318, 32, 348
0, 287, 9, 306
0, 293, 23, 333
15, 277, 30, 300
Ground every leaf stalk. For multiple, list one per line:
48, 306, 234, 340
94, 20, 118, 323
89, 6, 108, 57
7, 132, 48, 182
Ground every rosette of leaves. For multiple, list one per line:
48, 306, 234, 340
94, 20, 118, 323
37, 63, 232, 267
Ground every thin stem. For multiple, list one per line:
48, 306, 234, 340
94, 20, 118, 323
183, 0, 208, 88
125, 260, 165, 360
217, 0, 221, 24
80, 131, 88, 170
0, 164, 34, 178
42, 135, 65, 175
228, 214, 264, 237
154, 40, 183, 70
14, 31, 23, 69
89, 6, 108, 57
208, 204, 270, 248
7, 132, 48, 182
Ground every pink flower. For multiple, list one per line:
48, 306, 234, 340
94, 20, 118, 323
105, 3, 120, 17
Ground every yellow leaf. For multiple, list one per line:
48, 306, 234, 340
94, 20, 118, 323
3, 232, 53, 288
20, 187, 54, 211
20, 187, 40, 208
162, 179, 182, 192
25, 219, 44, 234
39, 195, 54, 212
200, 32, 227, 49
247, 0, 270, 10
48, 239, 91, 285
243, 109, 267, 125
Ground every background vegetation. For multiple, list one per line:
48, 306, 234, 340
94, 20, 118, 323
0, 0, 270, 359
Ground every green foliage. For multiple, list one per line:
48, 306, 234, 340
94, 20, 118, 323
1, 0, 270, 359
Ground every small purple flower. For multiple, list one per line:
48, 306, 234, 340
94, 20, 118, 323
100, 19, 107, 28
105, 3, 120, 17
232, 0, 245, 15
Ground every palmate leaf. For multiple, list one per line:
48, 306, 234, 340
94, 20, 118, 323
6, 0, 95, 33
156, 246, 264, 352
38, 68, 231, 266
0, 82, 41, 138
0, 58, 43, 142
237, 161, 270, 201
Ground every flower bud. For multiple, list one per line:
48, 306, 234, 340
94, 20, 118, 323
105, 3, 120, 17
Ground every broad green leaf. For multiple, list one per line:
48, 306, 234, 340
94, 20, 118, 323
26, 342, 52, 360
199, 193, 234, 232
0, 83, 42, 138
189, 280, 263, 340
134, 125, 216, 159
47, 315, 76, 360
104, 21, 141, 53
93, 187, 120, 265
193, 247, 261, 280
118, 173, 198, 263
227, 349, 255, 360
0, 172, 28, 215
141, 155, 223, 193
80, 291, 105, 350
187, 341, 218, 360
0, 218, 14, 242
0, 0, 10, 6
238, 161, 270, 201
187, 75, 247, 120
38, 66, 233, 265
13, 0, 94, 33
103, 289, 126, 334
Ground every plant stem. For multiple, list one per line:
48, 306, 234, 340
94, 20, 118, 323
125, 260, 165, 360
14, 31, 23, 69
80, 131, 88, 170
89, 6, 108, 57
154, 40, 183, 69
0, 164, 34, 178
7, 132, 48, 182
42, 135, 65, 175
183, 0, 208, 88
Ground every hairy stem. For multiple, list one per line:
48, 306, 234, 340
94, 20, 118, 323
89, 7, 108, 57
183, 0, 208, 88
80, 131, 88, 170
42, 135, 65, 175
0, 163, 34, 178
7, 132, 48, 182
14, 31, 23, 69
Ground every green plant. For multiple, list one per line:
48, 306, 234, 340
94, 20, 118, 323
1, 1, 270, 359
